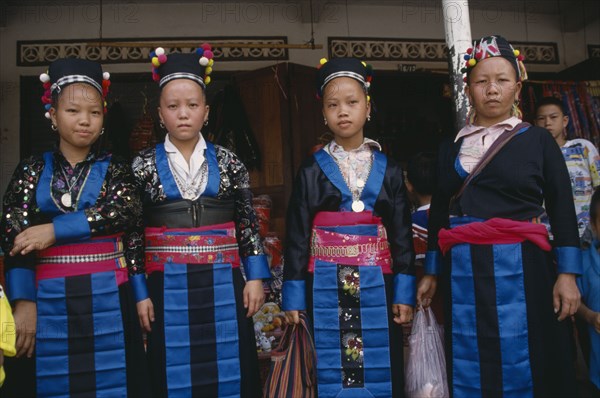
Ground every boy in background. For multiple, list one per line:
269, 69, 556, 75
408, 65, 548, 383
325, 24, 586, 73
405, 152, 443, 321
405, 152, 437, 266
536, 96, 600, 242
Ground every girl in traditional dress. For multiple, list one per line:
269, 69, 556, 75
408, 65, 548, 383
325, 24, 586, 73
132, 45, 269, 397
1, 57, 149, 397
283, 57, 415, 398
418, 35, 581, 397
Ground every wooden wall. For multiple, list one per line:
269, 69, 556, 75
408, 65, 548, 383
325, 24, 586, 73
235, 63, 323, 240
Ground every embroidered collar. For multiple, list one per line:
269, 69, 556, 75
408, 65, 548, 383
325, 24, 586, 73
455, 116, 521, 142
328, 137, 381, 154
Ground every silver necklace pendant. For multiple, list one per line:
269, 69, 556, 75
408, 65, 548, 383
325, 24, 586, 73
61, 192, 72, 208
58, 162, 87, 210
351, 200, 365, 212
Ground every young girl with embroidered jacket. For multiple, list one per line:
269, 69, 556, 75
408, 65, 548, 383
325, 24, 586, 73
132, 45, 270, 397
283, 58, 415, 398
0, 58, 149, 397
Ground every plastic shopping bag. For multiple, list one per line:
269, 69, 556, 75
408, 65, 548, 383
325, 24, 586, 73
405, 306, 449, 398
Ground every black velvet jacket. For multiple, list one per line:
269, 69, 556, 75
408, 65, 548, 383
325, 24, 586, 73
428, 125, 580, 253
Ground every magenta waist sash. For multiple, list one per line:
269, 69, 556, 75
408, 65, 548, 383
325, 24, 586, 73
36, 234, 128, 285
438, 217, 552, 255
308, 211, 392, 274
145, 221, 240, 274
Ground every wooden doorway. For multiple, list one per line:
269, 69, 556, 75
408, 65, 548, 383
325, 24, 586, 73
234, 63, 323, 238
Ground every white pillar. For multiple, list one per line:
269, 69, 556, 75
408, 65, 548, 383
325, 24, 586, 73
442, 0, 472, 131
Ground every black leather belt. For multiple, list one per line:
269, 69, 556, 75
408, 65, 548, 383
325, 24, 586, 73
144, 197, 235, 228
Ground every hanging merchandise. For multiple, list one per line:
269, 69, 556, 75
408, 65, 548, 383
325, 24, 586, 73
129, 93, 160, 153
205, 84, 262, 170
253, 194, 272, 238
129, 112, 159, 153
263, 232, 284, 308
264, 232, 283, 270
590, 81, 600, 138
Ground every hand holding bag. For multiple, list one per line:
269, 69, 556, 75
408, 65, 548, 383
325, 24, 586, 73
405, 306, 449, 398
263, 312, 316, 398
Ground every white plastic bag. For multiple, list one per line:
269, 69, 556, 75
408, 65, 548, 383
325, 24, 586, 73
405, 306, 449, 398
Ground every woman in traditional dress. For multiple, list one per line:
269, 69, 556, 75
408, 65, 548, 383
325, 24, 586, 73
418, 35, 581, 397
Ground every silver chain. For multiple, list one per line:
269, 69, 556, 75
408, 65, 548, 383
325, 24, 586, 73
172, 161, 208, 199
329, 143, 373, 202
59, 163, 87, 192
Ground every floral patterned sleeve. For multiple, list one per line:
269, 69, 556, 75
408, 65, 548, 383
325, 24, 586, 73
1, 157, 45, 301
217, 147, 264, 258
125, 153, 151, 301
1, 158, 45, 264
131, 148, 168, 204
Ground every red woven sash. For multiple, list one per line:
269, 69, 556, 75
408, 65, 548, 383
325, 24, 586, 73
145, 222, 240, 273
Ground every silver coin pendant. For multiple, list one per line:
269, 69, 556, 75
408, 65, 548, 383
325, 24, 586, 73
61, 192, 72, 208
351, 200, 365, 212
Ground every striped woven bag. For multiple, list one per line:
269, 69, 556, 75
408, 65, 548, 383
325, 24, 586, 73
263, 312, 316, 398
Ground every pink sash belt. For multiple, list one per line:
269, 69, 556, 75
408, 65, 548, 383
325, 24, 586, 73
36, 234, 128, 285
308, 211, 392, 274
438, 218, 551, 255
145, 222, 240, 274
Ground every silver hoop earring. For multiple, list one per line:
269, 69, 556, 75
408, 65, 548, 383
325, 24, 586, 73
51, 124, 57, 131
100, 128, 105, 136
159, 121, 165, 129
204, 120, 209, 126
